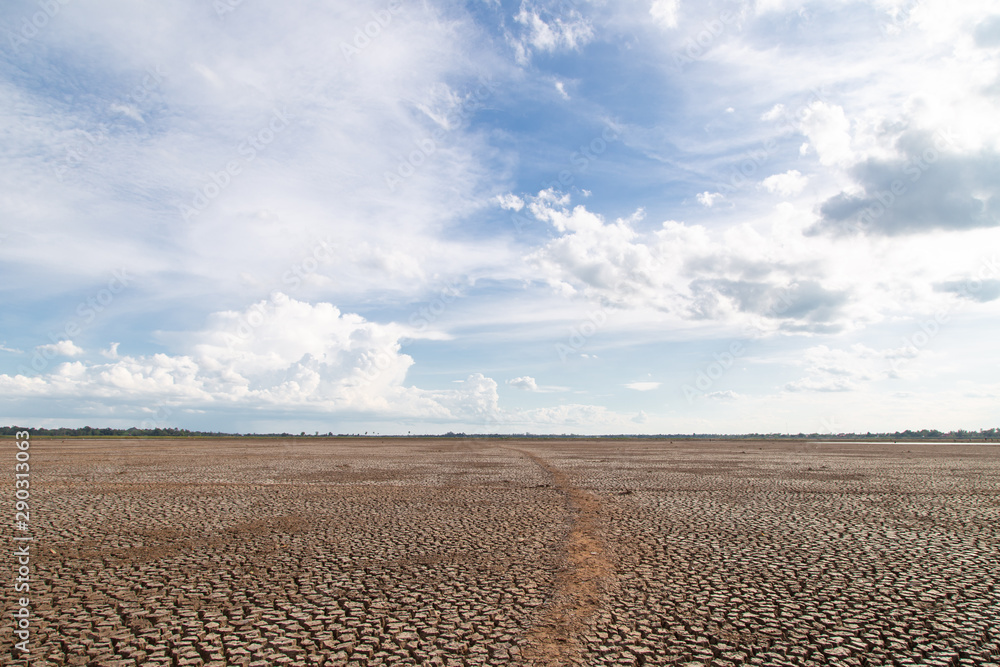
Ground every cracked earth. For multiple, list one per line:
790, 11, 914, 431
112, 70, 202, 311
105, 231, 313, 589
2, 438, 999, 666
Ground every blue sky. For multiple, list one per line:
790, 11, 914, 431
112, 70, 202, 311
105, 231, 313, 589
1, 0, 998, 434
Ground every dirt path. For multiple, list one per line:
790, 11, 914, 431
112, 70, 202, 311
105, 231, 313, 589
510, 448, 615, 666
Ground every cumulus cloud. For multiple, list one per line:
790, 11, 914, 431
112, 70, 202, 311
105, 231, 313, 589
697, 191, 724, 207
506, 376, 568, 393
760, 170, 808, 196
435, 373, 501, 423
525, 192, 851, 333
37, 341, 84, 357
495, 193, 525, 211
810, 131, 1000, 236
508, 375, 540, 391
0, 296, 498, 423
690, 279, 849, 332
798, 102, 854, 167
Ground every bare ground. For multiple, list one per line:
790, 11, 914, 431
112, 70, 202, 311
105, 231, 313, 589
2, 438, 999, 666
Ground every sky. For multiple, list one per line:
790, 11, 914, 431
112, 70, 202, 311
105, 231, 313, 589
1, 0, 998, 435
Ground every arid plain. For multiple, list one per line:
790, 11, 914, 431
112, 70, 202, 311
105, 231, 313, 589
2, 437, 999, 666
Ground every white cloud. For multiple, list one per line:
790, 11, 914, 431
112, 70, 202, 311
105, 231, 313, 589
784, 377, 855, 392
36, 341, 84, 357
506, 376, 569, 393
697, 191, 724, 207
508, 376, 540, 391
524, 192, 855, 334
755, 0, 808, 15
625, 381, 661, 391
705, 390, 740, 400
650, 0, 680, 29
495, 193, 525, 211
520, 189, 1000, 352
760, 170, 809, 196
784, 344, 919, 393
513, 3, 594, 63
433, 373, 501, 423
503, 403, 641, 429
761, 104, 785, 121
0, 1, 515, 312
0, 296, 501, 423
798, 102, 854, 167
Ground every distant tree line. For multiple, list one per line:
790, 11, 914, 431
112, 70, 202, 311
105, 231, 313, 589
1, 426, 997, 439
0, 426, 230, 437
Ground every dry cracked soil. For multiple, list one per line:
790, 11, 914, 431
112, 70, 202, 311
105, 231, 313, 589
2, 437, 999, 666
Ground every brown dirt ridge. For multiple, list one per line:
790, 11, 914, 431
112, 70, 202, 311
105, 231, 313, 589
512, 447, 616, 666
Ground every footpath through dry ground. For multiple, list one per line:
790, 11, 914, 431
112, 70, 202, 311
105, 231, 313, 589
512, 448, 615, 667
